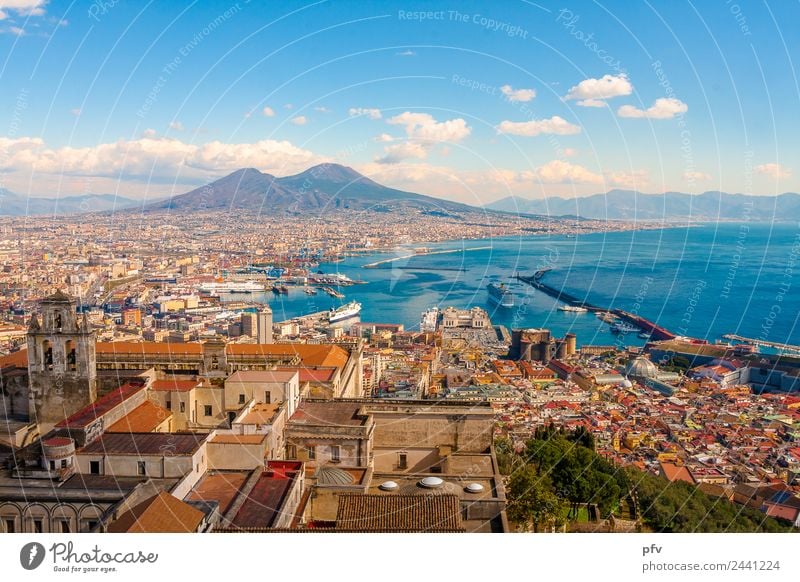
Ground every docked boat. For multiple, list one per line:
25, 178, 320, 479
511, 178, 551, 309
304, 287, 318, 295
420, 307, 440, 332
558, 305, 588, 313
610, 321, 640, 334
596, 311, 618, 323
328, 301, 362, 323
198, 281, 264, 294
487, 282, 514, 308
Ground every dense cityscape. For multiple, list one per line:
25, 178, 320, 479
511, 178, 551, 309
0, 205, 798, 534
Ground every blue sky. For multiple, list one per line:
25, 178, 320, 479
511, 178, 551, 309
0, 0, 798, 203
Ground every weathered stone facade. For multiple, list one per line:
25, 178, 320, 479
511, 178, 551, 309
26, 291, 97, 432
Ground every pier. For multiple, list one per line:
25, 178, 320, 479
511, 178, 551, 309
722, 334, 800, 354
515, 270, 678, 341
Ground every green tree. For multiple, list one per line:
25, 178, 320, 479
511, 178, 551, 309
507, 465, 565, 532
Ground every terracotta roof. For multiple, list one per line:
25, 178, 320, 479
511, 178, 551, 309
281, 367, 336, 383
231, 463, 302, 529
96, 342, 203, 355
79, 432, 207, 456
227, 343, 349, 369
107, 491, 204, 533
185, 471, 250, 514
106, 401, 172, 433
56, 382, 146, 429
659, 462, 695, 484
0, 349, 28, 369
335, 494, 464, 532
150, 379, 200, 392
210, 434, 268, 445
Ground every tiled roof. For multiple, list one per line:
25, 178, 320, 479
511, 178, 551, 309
335, 494, 463, 532
56, 382, 146, 429
106, 401, 172, 433
227, 343, 349, 368
96, 341, 204, 355
289, 401, 368, 427
107, 491, 204, 533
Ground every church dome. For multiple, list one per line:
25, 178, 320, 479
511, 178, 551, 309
316, 466, 355, 486
624, 356, 658, 378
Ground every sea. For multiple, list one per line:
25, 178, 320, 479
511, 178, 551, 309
229, 222, 800, 348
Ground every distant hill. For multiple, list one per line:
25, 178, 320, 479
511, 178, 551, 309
0, 189, 141, 216
144, 164, 478, 215
487, 190, 800, 221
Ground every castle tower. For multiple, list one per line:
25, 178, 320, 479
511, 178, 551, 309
27, 291, 96, 431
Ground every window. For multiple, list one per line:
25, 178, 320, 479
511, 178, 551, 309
166, 400, 171, 410
286, 445, 297, 459
330, 445, 341, 463
398, 452, 408, 470
204, 405, 212, 417
4, 519, 14, 533
90, 461, 100, 475
179, 402, 186, 413
238, 393, 245, 404
82, 520, 98, 532
307, 446, 316, 460
33, 519, 43, 533
49, 460, 55, 470
137, 461, 146, 476
59, 520, 70, 533
264, 392, 271, 404
61, 459, 67, 469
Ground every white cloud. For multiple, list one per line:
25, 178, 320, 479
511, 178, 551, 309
396, 50, 416, 56
565, 74, 632, 104
524, 160, 602, 184
168, 121, 184, 131
562, 148, 578, 157
349, 107, 382, 120
387, 112, 471, 142
606, 169, 649, 189
0, 10, 6, 20
618, 97, 688, 119
374, 133, 394, 143
755, 163, 791, 179
0, 1, 46, 17
576, 99, 607, 108
69, 108, 81, 116
500, 85, 536, 103
290, 115, 307, 126
376, 142, 428, 164
142, 128, 158, 138
262, 106, 275, 117
496, 116, 580, 137
0, 135, 324, 182
682, 170, 711, 182
284, 103, 294, 110
7, 25, 24, 36
314, 106, 331, 113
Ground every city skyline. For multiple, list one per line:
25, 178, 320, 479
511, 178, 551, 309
1, 1, 798, 203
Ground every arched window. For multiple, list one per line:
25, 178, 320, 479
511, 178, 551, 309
66, 340, 77, 372
42, 340, 53, 370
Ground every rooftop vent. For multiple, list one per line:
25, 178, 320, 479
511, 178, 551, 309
378, 481, 399, 491
465, 483, 485, 494
418, 476, 444, 489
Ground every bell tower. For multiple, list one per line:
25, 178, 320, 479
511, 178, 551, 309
27, 291, 96, 431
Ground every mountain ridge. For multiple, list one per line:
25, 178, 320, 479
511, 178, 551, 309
486, 189, 800, 221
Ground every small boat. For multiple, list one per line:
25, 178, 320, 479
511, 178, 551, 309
271, 286, 281, 295
610, 321, 640, 334
596, 312, 618, 323
487, 282, 514, 308
558, 305, 588, 313
304, 287, 318, 295
278, 285, 289, 295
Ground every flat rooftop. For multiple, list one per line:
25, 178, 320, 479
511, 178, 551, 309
289, 401, 369, 427
227, 370, 298, 384
238, 403, 281, 425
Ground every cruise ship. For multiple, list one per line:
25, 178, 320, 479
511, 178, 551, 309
198, 281, 264, 294
487, 282, 514, 308
420, 307, 440, 332
558, 305, 588, 313
328, 301, 362, 323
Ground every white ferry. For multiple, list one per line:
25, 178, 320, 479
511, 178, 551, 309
328, 301, 362, 323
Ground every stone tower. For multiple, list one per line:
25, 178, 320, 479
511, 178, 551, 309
27, 291, 96, 431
